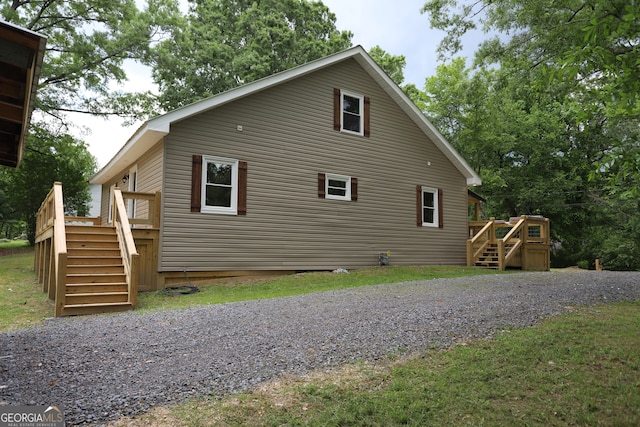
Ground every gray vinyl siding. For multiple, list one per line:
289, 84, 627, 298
160, 58, 469, 271
99, 141, 164, 224
132, 141, 164, 222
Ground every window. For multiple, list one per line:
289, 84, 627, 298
318, 173, 358, 201
417, 186, 443, 228
333, 88, 370, 137
327, 174, 351, 200
342, 91, 363, 134
191, 155, 247, 215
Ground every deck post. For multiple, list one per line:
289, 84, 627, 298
521, 216, 528, 270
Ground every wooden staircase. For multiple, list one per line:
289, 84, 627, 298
467, 216, 551, 271
473, 242, 517, 269
63, 225, 133, 316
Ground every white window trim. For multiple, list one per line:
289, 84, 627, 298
422, 186, 439, 228
127, 165, 138, 220
340, 90, 364, 136
108, 184, 115, 224
325, 173, 352, 201
201, 155, 238, 215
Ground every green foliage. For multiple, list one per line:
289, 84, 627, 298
151, 0, 353, 110
1, 0, 181, 120
420, 0, 640, 269
1, 126, 97, 245
368, 45, 406, 85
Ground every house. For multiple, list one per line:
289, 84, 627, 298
92, 45, 481, 282
35, 45, 488, 316
0, 20, 46, 168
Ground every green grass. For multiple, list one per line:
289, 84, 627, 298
2, 245, 638, 426
112, 301, 640, 427
0, 245, 53, 330
0, 238, 31, 251
137, 265, 506, 312
0, 247, 506, 331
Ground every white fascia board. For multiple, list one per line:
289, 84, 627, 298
90, 123, 167, 184
149, 47, 366, 127
90, 47, 365, 184
352, 53, 482, 187
91, 45, 481, 187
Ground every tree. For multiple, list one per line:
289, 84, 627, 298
2, 127, 97, 245
1, 0, 180, 122
151, 0, 353, 110
421, 0, 640, 193
369, 45, 406, 86
421, 0, 640, 269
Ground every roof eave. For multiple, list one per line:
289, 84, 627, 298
351, 53, 482, 187
90, 45, 482, 187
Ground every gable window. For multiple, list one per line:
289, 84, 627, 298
333, 88, 370, 137
318, 173, 358, 201
191, 155, 247, 215
342, 92, 363, 134
416, 186, 443, 228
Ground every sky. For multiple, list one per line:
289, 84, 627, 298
74, 0, 482, 168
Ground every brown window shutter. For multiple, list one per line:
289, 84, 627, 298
191, 155, 202, 212
318, 173, 326, 198
416, 185, 423, 226
351, 178, 358, 201
438, 188, 444, 228
364, 96, 370, 137
238, 161, 248, 215
333, 88, 341, 131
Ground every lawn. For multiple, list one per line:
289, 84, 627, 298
0, 242, 53, 330
110, 301, 640, 427
2, 245, 638, 426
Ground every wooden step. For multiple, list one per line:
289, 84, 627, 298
65, 225, 116, 234
65, 292, 129, 305
62, 302, 133, 317
66, 240, 120, 249
66, 231, 117, 241
66, 283, 128, 294
66, 264, 125, 275
66, 273, 127, 284
67, 248, 121, 257
67, 256, 123, 266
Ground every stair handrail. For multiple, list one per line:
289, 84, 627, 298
502, 216, 526, 243
112, 188, 139, 306
500, 216, 527, 266
467, 218, 495, 266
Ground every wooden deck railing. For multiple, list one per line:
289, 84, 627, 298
34, 182, 68, 316
120, 190, 161, 228
112, 188, 140, 306
467, 215, 550, 270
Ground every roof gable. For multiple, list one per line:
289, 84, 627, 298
91, 46, 481, 186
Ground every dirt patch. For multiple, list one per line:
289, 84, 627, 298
0, 247, 32, 257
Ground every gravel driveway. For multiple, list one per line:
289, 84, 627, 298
2, 270, 640, 425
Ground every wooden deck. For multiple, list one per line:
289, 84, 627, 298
467, 216, 550, 271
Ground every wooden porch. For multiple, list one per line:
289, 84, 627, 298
34, 182, 160, 316
467, 216, 551, 271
